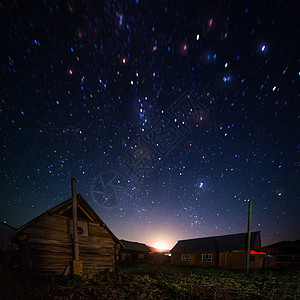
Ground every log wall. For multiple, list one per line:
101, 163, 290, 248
171, 252, 216, 267
172, 251, 267, 269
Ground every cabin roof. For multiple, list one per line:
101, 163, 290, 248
171, 231, 261, 253
12, 194, 119, 244
120, 239, 151, 252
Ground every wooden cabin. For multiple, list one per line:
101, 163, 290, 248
171, 231, 267, 269
120, 240, 151, 262
12, 194, 120, 275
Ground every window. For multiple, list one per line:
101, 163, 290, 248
77, 226, 84, 235
202, 254, 212, 262
124, 253, 131, 261
138, 253, 145, 259
70, 220, 89, 237
181, 254, 190, 261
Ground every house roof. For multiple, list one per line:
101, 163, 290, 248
12, 194, 119, 244
262, 240, 300, 255
171, 231, 261, 253
120, 239, 151, 252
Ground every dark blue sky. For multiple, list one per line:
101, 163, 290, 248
1, 0, 299, 248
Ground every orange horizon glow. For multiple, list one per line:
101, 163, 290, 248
153, 241, 168, 251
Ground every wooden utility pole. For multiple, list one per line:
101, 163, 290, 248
245, 199, 252, 274
71, 178, 79, 261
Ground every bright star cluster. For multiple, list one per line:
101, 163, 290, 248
0, 1, 299, 249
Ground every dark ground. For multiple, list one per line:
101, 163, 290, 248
0, 263, 299, 299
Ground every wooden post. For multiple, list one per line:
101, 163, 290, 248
246, 199, 252, 274
71, 178, 79, 261
114, 243, 120, 274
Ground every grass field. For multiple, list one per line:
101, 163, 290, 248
1, 264, 299, 299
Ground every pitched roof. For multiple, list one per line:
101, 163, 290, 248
262, 240, 300, 255
12, 194, 119, 244
171, 232, 261, 253
120, 239, 151, 252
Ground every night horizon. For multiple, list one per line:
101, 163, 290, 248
1, 0, 299, 250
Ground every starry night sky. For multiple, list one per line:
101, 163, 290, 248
1, 0, 299, 249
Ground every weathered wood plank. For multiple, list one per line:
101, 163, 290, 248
33, 214, 68, 232
88, 223, 111, 238
27, 237, 70, 245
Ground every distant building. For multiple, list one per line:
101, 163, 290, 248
0, 221, 17, 269
171, 231, 268, 269
0, 221, 16, 251
146, 245, 171, 265
12, 194, 120, 275
120, 240, 151, 262
262, 240, 300, 268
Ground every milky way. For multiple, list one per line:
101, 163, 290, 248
1, 0, 299, 248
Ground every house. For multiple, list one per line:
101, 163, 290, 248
0, 221, 17, 269
12, 194, 120, 275
262, 240, 300, 268
120, 239, 151, 262
0, 221, 16, 251
171, 231, 267, 269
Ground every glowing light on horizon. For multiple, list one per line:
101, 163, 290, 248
154, 241, 168, 250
